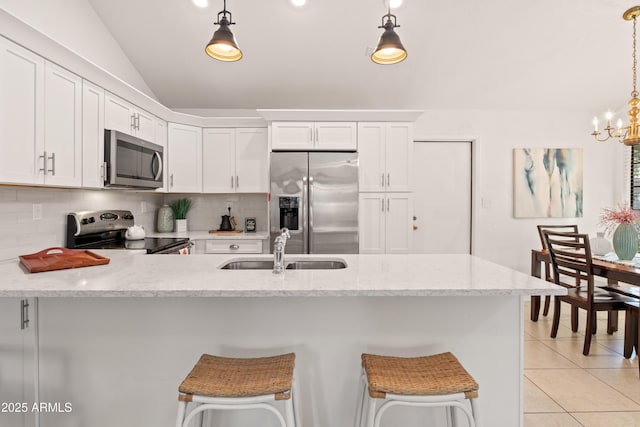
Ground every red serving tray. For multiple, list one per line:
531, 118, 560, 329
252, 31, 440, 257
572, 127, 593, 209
19, 247, 110, 273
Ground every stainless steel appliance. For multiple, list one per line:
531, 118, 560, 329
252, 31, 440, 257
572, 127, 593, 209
270, 152, 359, 254
104, 130, 163, 189
66, 210, 191, 254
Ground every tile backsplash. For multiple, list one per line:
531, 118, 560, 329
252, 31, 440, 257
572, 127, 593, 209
0, 186, 268, 261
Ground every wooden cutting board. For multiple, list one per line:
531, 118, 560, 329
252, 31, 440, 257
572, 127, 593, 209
19, 247, 110, 273
208, 230, 242, 235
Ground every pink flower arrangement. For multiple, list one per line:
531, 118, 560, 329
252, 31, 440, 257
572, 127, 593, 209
599, 203, 639, 235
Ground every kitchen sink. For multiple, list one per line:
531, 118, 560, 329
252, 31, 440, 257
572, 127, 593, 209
219, 258, 347, 270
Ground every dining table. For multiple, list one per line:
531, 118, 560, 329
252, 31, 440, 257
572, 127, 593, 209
530, 248, 640, 327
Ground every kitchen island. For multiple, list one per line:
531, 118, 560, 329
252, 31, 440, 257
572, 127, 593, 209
0, 253, 564, 427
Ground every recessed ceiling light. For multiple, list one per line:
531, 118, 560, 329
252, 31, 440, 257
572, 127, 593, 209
384, 0, 403, 8
291, 0, 306, 7
193, 0, 208, 8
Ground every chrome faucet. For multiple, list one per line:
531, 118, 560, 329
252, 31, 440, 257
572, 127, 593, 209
273, 228, 291, 274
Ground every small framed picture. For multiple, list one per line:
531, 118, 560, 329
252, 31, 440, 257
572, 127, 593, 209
245, 217, 256, 232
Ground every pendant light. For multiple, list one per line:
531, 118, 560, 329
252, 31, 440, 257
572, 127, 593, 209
371, 5, 407, 65
205, 0, 242, 62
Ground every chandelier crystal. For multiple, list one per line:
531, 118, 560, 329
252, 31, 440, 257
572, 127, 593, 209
592, 6, 640, 145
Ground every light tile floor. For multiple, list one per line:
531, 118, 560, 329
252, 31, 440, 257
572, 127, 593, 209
524, 300, 640, 426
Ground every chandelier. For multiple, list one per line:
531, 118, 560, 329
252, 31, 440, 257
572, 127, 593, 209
592, 6, 640, 145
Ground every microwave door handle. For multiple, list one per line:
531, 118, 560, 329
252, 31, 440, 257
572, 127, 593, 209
152, 151, 162, 181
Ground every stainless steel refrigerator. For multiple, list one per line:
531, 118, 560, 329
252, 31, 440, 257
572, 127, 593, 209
270, 152, 359, 254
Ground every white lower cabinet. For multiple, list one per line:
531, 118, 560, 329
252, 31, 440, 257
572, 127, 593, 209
204, 239, 264, 254
0, 298, 38, 427
359, 193, 413, 254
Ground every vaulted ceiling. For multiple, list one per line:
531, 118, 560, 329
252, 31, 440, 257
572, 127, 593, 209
88, 0, 631, 113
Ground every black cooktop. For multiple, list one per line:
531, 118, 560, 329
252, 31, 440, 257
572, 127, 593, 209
72, 237, 190, 254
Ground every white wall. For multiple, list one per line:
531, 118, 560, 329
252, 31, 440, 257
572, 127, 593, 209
0, 0, 157, 100
414, 108, 620, 274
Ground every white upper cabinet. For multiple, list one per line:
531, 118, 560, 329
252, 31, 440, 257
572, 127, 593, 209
235, 128, 268, 192
82, 80, 105, 189
167, 123, 202, 193
44, 62, 82, 187
105, 92, 156, 142
358, 122, 413, 192
0, 37, 81, 187
0, 37, 45, 185
271, 121, 356, 151
203, 128, 268, 193
155, 120, 168, 192
203, 128, 235, 193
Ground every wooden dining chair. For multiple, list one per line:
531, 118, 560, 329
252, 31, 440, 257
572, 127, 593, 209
534, 225, 579, 320
543, 230, 632, 356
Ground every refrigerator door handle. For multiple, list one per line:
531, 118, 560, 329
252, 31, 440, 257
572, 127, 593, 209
308, 175, 314, 252
302, 175, 308, 253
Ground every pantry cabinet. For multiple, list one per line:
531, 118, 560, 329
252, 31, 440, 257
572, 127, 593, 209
167, 123, 202, 193
271, 121, 356, 151
0, 37, 81, 187
359, 193, 412, 254
358, 122, 413, 192
203, 128, 268, 193
105, 92, 156, 142
0, 298, 38, 427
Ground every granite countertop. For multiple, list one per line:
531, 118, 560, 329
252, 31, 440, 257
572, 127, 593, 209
0, 252, 566, 298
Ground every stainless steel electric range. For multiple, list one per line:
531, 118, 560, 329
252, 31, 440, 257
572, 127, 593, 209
66, 210, 191, 254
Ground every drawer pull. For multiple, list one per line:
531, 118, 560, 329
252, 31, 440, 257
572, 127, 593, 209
229, 244, 240, 250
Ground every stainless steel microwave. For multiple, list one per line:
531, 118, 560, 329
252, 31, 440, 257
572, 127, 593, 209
104, 129, 163, 189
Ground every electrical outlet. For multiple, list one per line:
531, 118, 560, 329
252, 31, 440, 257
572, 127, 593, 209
32, 204, 42, 220
140, 201, 151, 214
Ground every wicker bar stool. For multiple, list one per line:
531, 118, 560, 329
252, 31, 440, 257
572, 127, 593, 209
355, 352, 479, 427
176, 352, 300, 427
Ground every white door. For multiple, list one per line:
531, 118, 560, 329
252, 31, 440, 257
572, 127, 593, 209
0, 37, 44, 185
81, 80, 105, 188
411, 141, 472, 254
44, 62, 82, 187
386, 193, 413, 254
358, 193, 386, 254
357, 123, 386, 192
271, 122, 314, 150
235, 128, 268, 192
203, 128, 235, 193
315, 122, 357, 150
168, 123, 202, 193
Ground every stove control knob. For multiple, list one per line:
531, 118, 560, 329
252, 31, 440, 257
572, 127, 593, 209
123, 214, 134, 220
88, 217, 96, 223
81, 218, 89, 225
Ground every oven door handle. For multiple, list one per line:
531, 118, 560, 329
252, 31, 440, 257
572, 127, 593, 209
152, 151, 162, 181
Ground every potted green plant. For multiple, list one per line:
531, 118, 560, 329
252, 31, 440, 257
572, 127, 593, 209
169, 198, 192, 233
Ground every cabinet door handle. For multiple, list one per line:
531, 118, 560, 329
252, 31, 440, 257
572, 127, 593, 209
387, 198, 390, 212
381, 198, 385, 212
381, 173, 385, 187
100, 162, 107, 180
170, 173, 174, 188
39, 151, 47, 175
136, 113, 141, 130
131, 113, 136, 130
315, 128, 319, 145
229, 244, 240, 250
236, 175, 239, 189
231, 176, 234, 188
20, 299, 29, 330
48, 152, 56, 176
387, 173, 390, 187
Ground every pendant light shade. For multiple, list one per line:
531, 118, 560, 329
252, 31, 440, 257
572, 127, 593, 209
371, 11, 407, 65
205, 0, 242, 62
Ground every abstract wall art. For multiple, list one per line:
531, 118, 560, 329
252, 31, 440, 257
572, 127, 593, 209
513, 148, 583, 218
